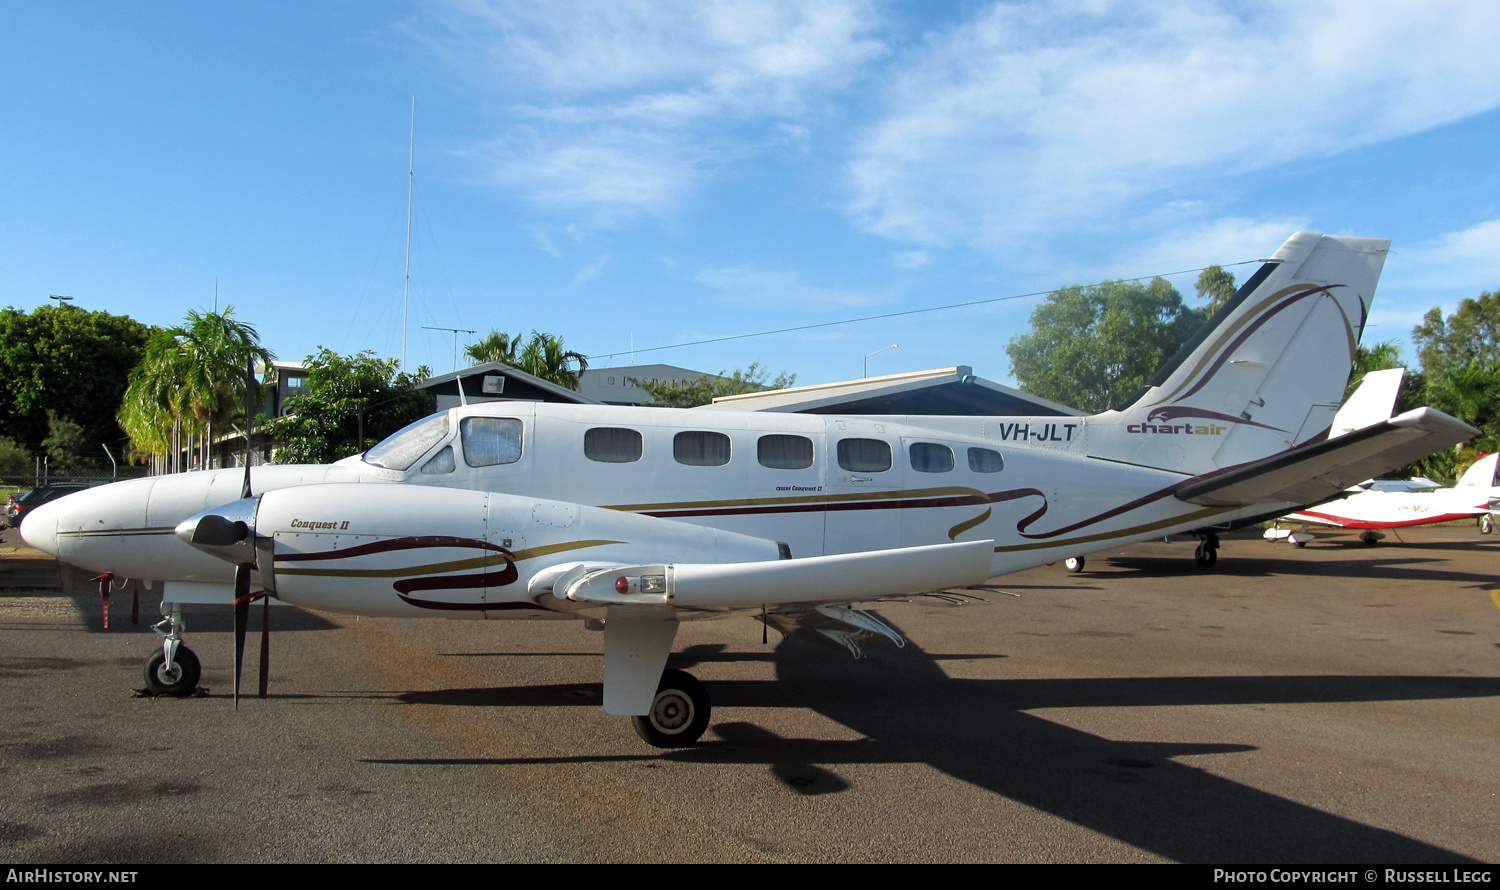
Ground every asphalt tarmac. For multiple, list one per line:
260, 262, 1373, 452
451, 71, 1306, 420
0, 524, 1496, 863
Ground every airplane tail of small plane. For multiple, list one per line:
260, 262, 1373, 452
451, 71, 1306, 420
1092, 232, 1391, 474
1454, 452, 1498, 491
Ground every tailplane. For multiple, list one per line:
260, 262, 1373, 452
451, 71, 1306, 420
1091, 232, 1390, 474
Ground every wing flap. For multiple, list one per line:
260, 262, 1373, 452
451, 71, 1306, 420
559, 539, 995, 611
1176, 408, 1477, 507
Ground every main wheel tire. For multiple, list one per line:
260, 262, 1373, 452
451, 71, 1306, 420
1063, 557, 1085, 573
1360, 532, 1379, 546
1195, 543, 1218, 568
631, 669, 711, 748
143, 647, 200, 697
1481, 515, 1493, 535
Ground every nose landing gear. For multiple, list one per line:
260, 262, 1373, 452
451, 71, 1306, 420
143, 602, 201, 696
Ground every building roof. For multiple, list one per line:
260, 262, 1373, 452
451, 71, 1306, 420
698, 366, 1083, 417
421, 362, 599, 407
578, 363, 731, 406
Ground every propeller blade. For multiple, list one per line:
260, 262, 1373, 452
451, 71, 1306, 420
258, 597, 270, 699
233, 563, 251, 708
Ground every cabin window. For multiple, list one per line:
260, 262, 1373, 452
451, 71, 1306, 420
968, 447, 1005, 473
837, 438, 892, 473
758, 434, 814, 470
461, 417, 523, 467
419, 445, 455, 475
909, 442, 954, 473
364, 412, 451, 471
674, 431, 731, 467
585, 427, 643, 463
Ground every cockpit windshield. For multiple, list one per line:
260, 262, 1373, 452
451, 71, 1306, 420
363, 411, 452, 471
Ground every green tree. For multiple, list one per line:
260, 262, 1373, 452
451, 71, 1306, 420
516, 333, 588, 390
464, 330, 524, 366
0, 304, 151, 455
1412, 292, 1500, 379
1195, 265, 1238, 315
0, 436, 31, 478
1345, 339, 1405, 401
118, 307, 271, 470
267, 349, 433, 464
1005, 278, 1207, 413
632, 362, 797, 408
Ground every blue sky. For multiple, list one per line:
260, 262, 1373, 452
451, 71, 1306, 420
4, 1, 1499, 389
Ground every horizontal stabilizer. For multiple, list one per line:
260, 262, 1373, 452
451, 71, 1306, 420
1330, 367, 1404, 436
560, 539, 996, 611
1176, 408, 1477, 507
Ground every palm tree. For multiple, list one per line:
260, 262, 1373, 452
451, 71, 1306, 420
1345, 339, 1404, 399
517, 332, 588, 390
119, 307, 272, 471
464, 330, 524, 366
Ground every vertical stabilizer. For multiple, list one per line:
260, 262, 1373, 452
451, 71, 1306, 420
1455, 452, 1498, 491
1092, 232, 1390, 473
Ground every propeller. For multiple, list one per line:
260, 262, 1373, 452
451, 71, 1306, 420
231, 354, 268, 706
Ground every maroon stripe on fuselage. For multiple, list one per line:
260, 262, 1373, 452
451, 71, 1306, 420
275, 535, 505, 562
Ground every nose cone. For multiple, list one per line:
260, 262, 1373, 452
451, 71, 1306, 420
18, 497, 63, 557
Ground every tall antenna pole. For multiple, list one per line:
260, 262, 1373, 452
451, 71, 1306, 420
402, 96, 415, 371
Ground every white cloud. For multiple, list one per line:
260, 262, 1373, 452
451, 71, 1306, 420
425, 1, 885, 223
890, 249, 930, 269
1107, 217, 1311, 282
1394, 218, 1500, 290
694, 265, 879, 307
847, 0, 1500, 252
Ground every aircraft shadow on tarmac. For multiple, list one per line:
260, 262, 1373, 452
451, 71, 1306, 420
1089, 554, 1495, 586
381, 629, 1495, 863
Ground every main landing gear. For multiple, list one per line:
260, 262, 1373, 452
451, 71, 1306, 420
143, 602, 201, 696
632, 669, 712, 747
1194, 532, 1220, 569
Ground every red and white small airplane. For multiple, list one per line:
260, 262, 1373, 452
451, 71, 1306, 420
1266, 451, 1500, 546
20, 232, 1478, 746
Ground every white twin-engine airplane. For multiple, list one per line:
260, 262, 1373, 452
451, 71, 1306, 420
21, 232, 1478, 747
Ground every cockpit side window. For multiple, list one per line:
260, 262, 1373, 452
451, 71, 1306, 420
364, 412, 451, 471
419, 445, 455, 475
461, 417, 524, 467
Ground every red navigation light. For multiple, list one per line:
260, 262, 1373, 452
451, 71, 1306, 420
615, 576, 629, 594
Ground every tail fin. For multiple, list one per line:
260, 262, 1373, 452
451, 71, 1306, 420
1455, 453, 1498, 491
1330, 367, 1405, 437
1093, 232, 1389, 473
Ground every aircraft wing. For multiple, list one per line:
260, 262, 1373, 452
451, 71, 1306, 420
543, 539, 996, 716
1175, 408, 1477, 508
548, 539, 995, 612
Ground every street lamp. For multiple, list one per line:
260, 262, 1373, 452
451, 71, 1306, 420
864, 344, 898, 378
47, 294, 74, 307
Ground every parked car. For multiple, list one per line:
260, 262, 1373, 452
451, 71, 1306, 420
3, 490, 32, 529
8, 483, 89, 529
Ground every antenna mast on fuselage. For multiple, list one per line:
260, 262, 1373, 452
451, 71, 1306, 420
402, 96, 414, 372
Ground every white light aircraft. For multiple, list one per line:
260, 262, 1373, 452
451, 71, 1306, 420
22, 232, 1478, 746
1266, 451, 1499, 546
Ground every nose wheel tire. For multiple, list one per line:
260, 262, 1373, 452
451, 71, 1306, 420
144, 647, 201, 697
1063, 557, 1085, 573
631, 669, 711, 748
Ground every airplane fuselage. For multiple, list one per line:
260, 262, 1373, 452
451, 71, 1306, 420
27, 399, 1297, 620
